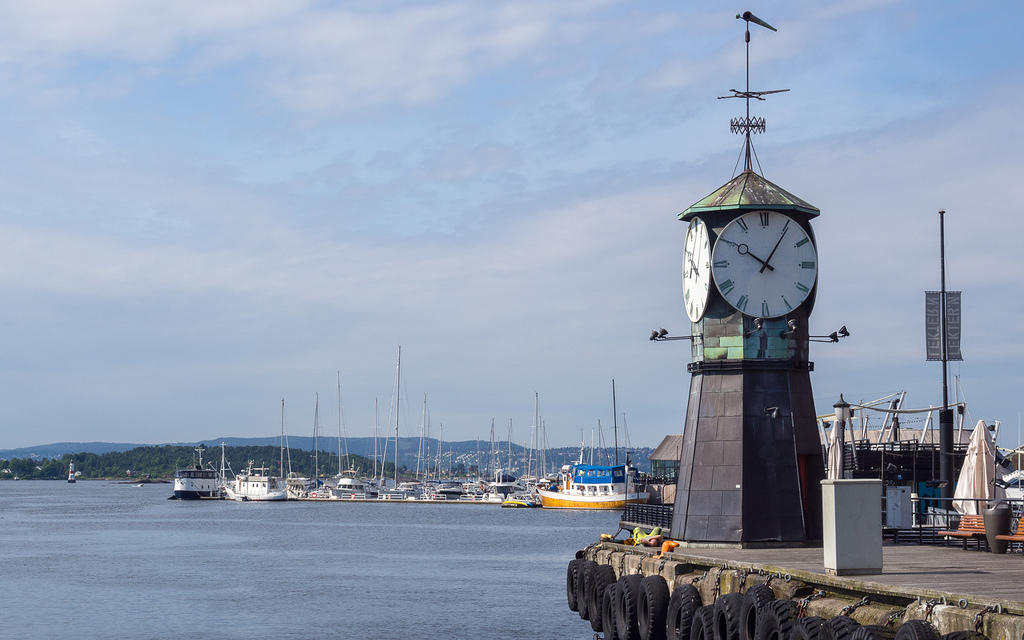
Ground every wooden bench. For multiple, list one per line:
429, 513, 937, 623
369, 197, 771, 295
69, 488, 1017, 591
995, 517, 1024, 545
937, 515, 987, 550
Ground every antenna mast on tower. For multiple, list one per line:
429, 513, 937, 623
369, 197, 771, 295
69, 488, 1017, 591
718, 11, 788, 173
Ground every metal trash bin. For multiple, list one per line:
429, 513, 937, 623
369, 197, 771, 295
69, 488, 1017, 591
983, 502, 1011, 554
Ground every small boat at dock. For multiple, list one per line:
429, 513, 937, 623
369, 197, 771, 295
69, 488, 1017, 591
537, 462, 648, 510
170, 445, 222, 499
501, 492, 540, 508
224, 461, 287, 502
330, 469, 379, 500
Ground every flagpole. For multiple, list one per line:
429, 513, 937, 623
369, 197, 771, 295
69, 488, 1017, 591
938, 209, 953, 501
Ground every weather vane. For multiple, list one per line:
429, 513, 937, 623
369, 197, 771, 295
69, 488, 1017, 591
718, 11, 788, 173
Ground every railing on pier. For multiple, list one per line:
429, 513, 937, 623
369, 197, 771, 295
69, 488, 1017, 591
620, 492, 1024, 552
892, 495, 1024, 548
622, 503, 673, 533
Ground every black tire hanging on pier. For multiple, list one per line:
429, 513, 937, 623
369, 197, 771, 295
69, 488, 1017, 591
852, 626, 897, 640
666, 584, 702, 640
895, 621, 941, 640
826, 616, 862, 640
589, 565, 618, 633
638, 575, 671, 640
567, 559, 581, 612
755, 599, 797, 640
577, 560, 598, 620
794, 616, 830, 640
616, 574, 645, 640
714, 593, 744, 640
691, 605, 717, 640
604, 584, 621, 640
939, 632, 987, 640
740, 584, 776, 640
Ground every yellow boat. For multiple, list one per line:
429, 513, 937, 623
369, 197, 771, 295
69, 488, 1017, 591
501, 496, 540, 508
536, 462, 648, 510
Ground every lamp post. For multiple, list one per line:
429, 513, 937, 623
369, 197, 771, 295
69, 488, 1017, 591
833, 395, 852, 478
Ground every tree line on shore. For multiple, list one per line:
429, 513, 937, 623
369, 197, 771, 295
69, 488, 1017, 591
0, 445, 430, 481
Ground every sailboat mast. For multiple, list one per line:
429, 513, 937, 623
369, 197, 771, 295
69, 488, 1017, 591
280, 398, 285, 480
416, 394, 427, 482
425, 407, 432, 481
338, 371, 349, 473
612, 378, 619, 465
542, 418, 548, 477
435, 422, 443, 479
507, 418, 513, 476
394, 345, 401, 489
313, 392, 320, 482
373, 397, 379, 480
489, 418, 496, 481
285, 415, 293, 477
529, 392, 539, 479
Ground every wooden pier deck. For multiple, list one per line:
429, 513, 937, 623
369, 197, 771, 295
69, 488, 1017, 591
673, 543, 1024, 608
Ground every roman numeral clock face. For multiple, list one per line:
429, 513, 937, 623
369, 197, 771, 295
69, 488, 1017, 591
710, 210, 817, 318
682, 217, 711, 322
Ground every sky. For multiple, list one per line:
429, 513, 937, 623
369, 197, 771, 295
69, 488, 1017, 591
1, 0, 1022, 451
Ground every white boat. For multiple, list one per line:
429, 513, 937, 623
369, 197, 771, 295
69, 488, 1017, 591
1003, 469, 1024, 501
433, 481, 464, 500
171, 445, 221, 499
286, 475, 314, 499
380, 480, 423, 500
330, 469, 378, 500
224, 461, 287, 502
484, 469, 524, 502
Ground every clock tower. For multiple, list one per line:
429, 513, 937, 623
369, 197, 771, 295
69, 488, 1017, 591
670, 13, 825, 545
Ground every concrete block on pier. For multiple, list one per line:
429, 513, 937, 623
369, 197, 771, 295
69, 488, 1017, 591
822, 479, 882, 576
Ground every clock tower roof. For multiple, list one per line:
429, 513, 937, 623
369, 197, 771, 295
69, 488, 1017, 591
679, 170, 819, 221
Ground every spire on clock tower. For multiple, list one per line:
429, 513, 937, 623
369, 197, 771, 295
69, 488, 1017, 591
718, 11, 788, 174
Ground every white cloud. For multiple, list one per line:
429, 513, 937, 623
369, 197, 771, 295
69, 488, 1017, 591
0, 0, 620, 111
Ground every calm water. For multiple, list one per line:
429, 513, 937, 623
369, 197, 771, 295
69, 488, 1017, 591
0, 481, 613, 639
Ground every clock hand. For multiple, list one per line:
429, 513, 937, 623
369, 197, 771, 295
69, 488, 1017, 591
760, 220, 790, 273
688, 257, 701, 276
736, 243, 775, 271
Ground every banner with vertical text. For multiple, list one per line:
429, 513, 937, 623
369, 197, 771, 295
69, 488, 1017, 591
925, 291, 963, 361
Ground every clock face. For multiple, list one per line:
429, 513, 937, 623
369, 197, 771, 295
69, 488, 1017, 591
710, 210, 818, 318
682, 218, 711, 322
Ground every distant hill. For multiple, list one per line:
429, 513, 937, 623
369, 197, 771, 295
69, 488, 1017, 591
0, 437, 653, 472
0, 441, 147, 460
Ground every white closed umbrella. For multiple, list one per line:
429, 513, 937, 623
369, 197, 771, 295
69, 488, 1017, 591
952, 420, 1006, 515
826, 416, 843, 480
